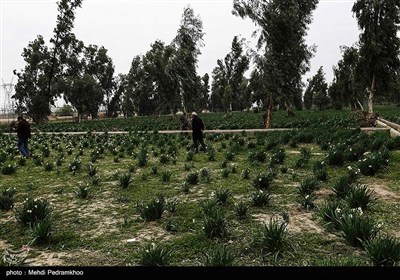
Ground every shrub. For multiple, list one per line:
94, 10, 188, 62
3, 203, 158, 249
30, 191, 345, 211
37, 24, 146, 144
137, 151, 148, 167
166, 198, 178, 213
87, 164, 98, 177
203, 246, 235, 266
68, 158, 81, 175
224, 151, 234, 161
200, 167, 211, 183
248, 150, 266, 164
18, 157, 26, 166
200, 199, 219, 217
320, 199, 343, 224
159, 154, 170, 164
186, 151, 194, 161
207, 147, 216, 162
326, 148, 344, 167
335, 209, 379, 247
221, 168, 230, 178
270, 148, 285, 165
165, 219, 178, 232
15, 196, 51, 228
75, 184, 90, 199
31, 217, 52, 244
151, 165, 158, 175
299, 193, 317, 210
185, 171, 199, 185
137, 194, 165, 221
203, 208, 227, 239
1, 164, 17, 175
0, 187, 16, 210
295, 147, 311, 168
252, 172, 275, 190
332, 175, 353, 198
251, 190, 272, 207
297, 177, 319, 196
313, 161, 328, 181
91, 175, 101, 186
234, 201, 249, 219
138, 243, 173, 266
214, 187, 231, 205
161, 170, 172, 183
365, 235, 400, 266
118, 172, 132, 189
346, 184, 377, 211
255, 218, 290, 260
44, 162, 54, 172
181, 181, 190, 194
184, 163, 193, 171
241, 168, 250, 179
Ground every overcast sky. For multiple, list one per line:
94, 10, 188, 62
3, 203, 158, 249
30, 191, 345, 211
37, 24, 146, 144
0, 0, 359, 106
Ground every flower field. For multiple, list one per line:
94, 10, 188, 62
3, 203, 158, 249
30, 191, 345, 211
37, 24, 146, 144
1, 110, 400, 266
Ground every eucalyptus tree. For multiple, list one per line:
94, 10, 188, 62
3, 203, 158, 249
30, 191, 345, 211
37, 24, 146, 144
13, 36, 51, 122
62, 74, 103, 121
330, 46, 361, 110
83, 45, 115, 117
124, 55, 156, 116
210, 60, 227, 112
122, 57, 140, 117
57, 43, 113, 120
107, 73, 124, 118
173, 5, 205, 113
248, 55, 268, 110
83, 45, 115, 118
198, 73, 210, 111
142, 41, 180, 115
49, 0, 83, 120
13, 0, 82, 122
210, 36, 250, 112
304, 66, 328, 110
233, 0, 318, 127
352, 0, 400, 113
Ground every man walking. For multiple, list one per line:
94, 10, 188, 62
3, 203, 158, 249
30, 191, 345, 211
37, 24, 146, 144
15, 116, 31, 158
191, 112, 207, 153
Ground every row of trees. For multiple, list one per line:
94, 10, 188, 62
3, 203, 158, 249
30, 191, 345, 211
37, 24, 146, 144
13, 1, 209, 122
13, 0, 400, 124
303, 0, 400, 113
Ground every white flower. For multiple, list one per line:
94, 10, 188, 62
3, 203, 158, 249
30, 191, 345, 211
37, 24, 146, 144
347, 166, 352, 170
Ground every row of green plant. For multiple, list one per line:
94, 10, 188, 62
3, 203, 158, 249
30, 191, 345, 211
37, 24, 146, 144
0, 109, 367, 133
1, 125, 399, 266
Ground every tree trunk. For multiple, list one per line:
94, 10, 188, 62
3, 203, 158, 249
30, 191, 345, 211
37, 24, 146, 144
356, 99, 364, 111
265, 95, 273, 129
368, 74, 376, 114
285, 101, 295, 117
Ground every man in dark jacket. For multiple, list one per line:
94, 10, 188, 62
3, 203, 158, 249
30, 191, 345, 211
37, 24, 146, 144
15, 116, 31, 158
191, 112, 207, 152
